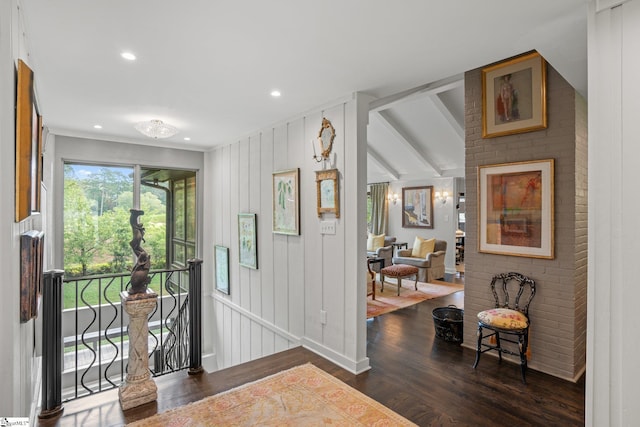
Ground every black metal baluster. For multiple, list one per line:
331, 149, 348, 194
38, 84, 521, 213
188, 259, 203, 374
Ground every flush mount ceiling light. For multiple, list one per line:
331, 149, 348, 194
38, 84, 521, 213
134, 119, 178, 139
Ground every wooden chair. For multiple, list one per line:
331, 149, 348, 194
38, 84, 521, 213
472, 272, 536, 383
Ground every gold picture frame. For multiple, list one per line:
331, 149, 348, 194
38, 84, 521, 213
482, 51, 547, 138
16, 59, 42, 222
478, 159, 554, 259
315, 168, 339, 218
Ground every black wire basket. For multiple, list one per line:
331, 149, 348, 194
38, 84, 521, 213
432, 305, 464, 344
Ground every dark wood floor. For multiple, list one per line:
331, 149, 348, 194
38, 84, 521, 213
39, 273, 585, 426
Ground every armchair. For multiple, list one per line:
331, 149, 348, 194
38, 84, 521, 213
392, 239, 447, 282
367, 236, 396, 273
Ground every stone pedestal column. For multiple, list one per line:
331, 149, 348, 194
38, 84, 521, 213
119, 289, 158, 411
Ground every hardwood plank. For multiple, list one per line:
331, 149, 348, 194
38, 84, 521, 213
39, 278, 584, 426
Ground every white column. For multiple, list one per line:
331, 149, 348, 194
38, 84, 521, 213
587, 1, 640, 424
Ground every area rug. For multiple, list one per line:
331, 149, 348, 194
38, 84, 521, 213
128, 363, 416, 426
367, 279, 463, 319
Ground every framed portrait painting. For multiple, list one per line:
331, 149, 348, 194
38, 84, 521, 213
402, 186, 433, 229
315, 168, 339, 218
238, 213, 258, 269
482, 51, 547, 138
215, 245, 230, 294
272, 168, 300, 235
478, 159, 554, 259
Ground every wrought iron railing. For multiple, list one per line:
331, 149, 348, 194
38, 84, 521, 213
38, 259, 202, 416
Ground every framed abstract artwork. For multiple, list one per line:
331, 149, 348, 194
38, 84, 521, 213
215, 245, 230, 294
315, 168, 339, 218
15, 59, 43, 222
272, 168, 300, 235
478, 159, 555, 258
482, 51, 547, 138
402, 186, 433, 229
238, 213, 258, 269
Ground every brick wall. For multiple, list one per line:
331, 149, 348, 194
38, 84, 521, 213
463, 60, 587, 381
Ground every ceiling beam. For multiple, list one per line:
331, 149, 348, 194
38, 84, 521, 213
369, 74, 464, 112
367, 145, 400, 181
429, 94, 465, 140
373, 110, 443, 176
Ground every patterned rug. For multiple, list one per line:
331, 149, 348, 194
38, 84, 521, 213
367, 278, 463, 319
128, 363, 416, 426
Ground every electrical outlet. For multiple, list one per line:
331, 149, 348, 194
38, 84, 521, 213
320, 220, 336, 235
320, 310, 327, 324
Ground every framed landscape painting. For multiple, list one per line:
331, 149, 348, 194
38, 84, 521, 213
482, 51, 547, 138
478, 159, 554, 259
238, 213, 258, 269
272, 168, 300, 235
402, 186, 433, 229
215, 245, 230, 294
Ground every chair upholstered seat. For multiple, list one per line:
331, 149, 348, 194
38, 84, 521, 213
477, 308, 529, 330
379, 264, 419, 295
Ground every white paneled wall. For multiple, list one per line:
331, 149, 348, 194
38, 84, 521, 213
587, 1, 640, 424
206, 94, 371, 373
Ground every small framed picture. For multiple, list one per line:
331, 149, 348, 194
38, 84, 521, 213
215, 245, 230, 294
478, 159, 554, 259
238, 213, 258, 269
482, 51, 547, 138
315, 168, 339, 218
272, 168, 300, 235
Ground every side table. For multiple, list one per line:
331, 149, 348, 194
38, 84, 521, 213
391, 242, 408, 256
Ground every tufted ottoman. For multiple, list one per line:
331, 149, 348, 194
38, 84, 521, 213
380, 264, 419, 295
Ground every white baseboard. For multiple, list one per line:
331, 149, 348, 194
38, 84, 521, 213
300, 337, 370, 374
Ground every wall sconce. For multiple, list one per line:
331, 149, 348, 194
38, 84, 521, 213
435, 191, 449, 204
388, 192, 400, 205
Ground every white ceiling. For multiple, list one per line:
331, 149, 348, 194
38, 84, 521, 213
19, 0, 588, 183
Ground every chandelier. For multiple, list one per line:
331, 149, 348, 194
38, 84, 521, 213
134, 119, 178, 139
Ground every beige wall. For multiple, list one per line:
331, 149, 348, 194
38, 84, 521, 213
463, 61, 587, 381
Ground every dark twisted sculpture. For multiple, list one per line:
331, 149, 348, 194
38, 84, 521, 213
129, 209, 151, 294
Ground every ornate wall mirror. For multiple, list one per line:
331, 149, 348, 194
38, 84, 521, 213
315, 168, 340, 218
315, 117, 335, 161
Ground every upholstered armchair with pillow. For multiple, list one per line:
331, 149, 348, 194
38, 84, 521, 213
392, 237, 447, 282
366, 234, 396, 272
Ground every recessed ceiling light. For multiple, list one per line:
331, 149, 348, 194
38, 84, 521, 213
270, 90, 281, 97
121, 52, 136, 61
93, 124, 102, 129
184, 137, 191, 141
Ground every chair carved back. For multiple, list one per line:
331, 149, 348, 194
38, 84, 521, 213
489, 272, 536, 316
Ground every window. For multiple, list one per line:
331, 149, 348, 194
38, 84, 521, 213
63, 163, 133, 276
64, 163, 197, 277
141, 168, 197, 269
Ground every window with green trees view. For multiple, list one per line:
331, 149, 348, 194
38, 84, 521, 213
63, 163, 196, 278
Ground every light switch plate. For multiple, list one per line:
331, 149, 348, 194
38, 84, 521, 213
320, 220, 336, 234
